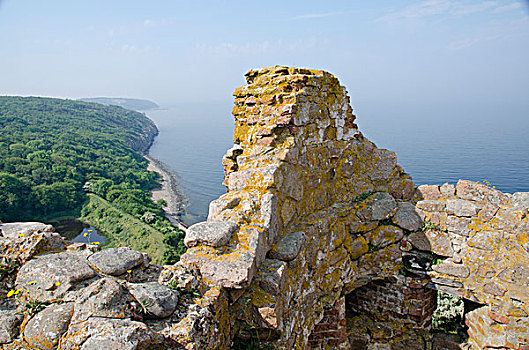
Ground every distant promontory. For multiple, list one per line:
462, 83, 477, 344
78, 97, 159, 111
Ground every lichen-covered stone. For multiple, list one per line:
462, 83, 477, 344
60, 317, 156, 350
356, 192, 397, 222
88, 247, 144, 276
445, 199, 481, 217
15, 252, 97, 302
0, 222, 54, 238
184, 221, 238, 248
408, 230, 454, 257
391, 202, 422, 231
23, 302, 74, 349
0, 309, 23, 344
268, 231, 305, 261
128, 282, 178, 318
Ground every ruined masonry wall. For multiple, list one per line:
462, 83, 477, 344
0, 67, 527, 350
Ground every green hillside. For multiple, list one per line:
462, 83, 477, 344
0, 96, 184, 263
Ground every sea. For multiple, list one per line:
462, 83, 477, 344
146, 103, 529, 226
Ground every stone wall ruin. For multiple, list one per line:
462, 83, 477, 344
0, 66, 528, 349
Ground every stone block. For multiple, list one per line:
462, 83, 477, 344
415, 200, 445, 212
432, 262, 470, 278
446, 199, 481, 217
184, 221, 238, 248
367, 225, 403, 248
268, 231, 306, 261
391, 202, 423, 232
88, 247, 144, 276
356, 192, 397, 222
416, 185, 441, 200
408, 230, 453, 257
457, 179, 510, 205
23, 302, 74, 349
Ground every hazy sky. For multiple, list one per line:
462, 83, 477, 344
1, 0, 528, 122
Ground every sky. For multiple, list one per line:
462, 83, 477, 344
1, 0, 528, 123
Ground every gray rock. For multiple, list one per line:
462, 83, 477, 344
368, 225, 403, 248
0, 222, 54, 239
16, 252, 97, 302
261, 193, 279, 244
408, 230, 454, 257
446, 216, 471, 236
512, 192, 529, 211
392, 202, 423, 231
61, 317, 155, 350
23, 302, 74, 349
0, 309, 23, 344
440, 183, 455, 197
416, 185, 441, 200
257, 259, 288, 296
71, 277, 139, 322
446, 199, 481, 217
356, 192, 397, 222
200, 252, 256, 289
456, 179, 509, 205
368, 149, 397, 181
208, 195, 241, 220
432, 262, 470, 278
268, 231, 306, 261
128, 282, 179, 318
184, 221, 238, 248
88, 247, 144, 276
415, 200, 445, 212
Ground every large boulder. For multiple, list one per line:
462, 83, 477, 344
15, 252, 97, 302
88, 247, 144, 276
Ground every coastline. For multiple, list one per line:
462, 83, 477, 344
145, 155, 189, 231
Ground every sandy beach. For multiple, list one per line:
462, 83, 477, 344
145, 155, 189, 230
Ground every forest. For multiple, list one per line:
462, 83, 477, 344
0, 96, 184, 263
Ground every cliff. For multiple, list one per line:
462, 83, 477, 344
0, 67, 527, 349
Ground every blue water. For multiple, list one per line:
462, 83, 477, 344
147, 103, 529, 225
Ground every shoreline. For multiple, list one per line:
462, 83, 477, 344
145, 155, 189, 231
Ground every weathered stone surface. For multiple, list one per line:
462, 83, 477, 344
208, 194, 241, 220
478, 202, 499, 221
257, 259, 288, 296
344, 235, 369, 260
71, 277, 139, 321
88, 247, 144, 276
23, 302, 74, 349
61, 317, 155, 350
128, 282, 179, 318
0, 309, 23, 344
512, 192, 529, 211
445, 216, 471, 236
415, 200, 445, 212
456, 179, 509, 205
482, 282, 506, 296
184, 221, 238, 248
15, 252, 97, 302
391, 202, 422, 231
367, 225, 403, 248
261, 192, 279, 244
368, 149, 397, 181
356, 192, 397, 222
468, 230, 502, 251
416, 185, 441, 200
446, 199, 480, 217
0, 222, 54, 238
408, 230, 453, 257
440, 183, 455, 197
268, 231, 305, 261
432, 262, 470, 278
200, 252, 256, 289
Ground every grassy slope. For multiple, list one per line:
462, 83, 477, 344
81, 194, 166, 262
